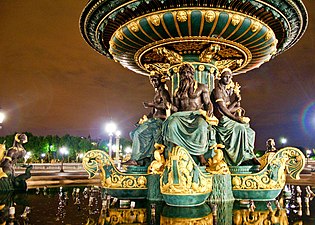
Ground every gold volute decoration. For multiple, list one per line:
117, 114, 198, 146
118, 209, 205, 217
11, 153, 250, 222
198, 65, 205, 71
155, 47, 183, 64
232, 147, 305, 190
100, 163, 147, 189
82, 150, 148, 190
251, 21, 262, 33
200, 44, 221, 62
116, 31, 124, 40
265, 30, 274, 40
232, 157, 287, 190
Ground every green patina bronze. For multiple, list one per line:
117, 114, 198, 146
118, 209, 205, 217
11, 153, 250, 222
80, 0, 308, 207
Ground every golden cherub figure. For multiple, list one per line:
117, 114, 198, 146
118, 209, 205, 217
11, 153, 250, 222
206, 144, 230, 174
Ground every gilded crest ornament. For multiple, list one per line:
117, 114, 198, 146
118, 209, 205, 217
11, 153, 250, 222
198, 65, 205, 71
176, 11, 188, 22
109, 40, 116, 49
128, 22, 139, 32
204, 10, 216, 23
251, 21, 261, 33
265, 30, 274, 40
231, 14, 242, 26
149, 14, 160, 26
116, 30, 124, 40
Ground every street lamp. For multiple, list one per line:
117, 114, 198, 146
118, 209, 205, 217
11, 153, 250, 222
0, 108, 5, 129
59, 147, 69, 172
115, 130, 121, 161
105, 122, 117, 158
41, 153, 46, 163
78, 153, 84, 162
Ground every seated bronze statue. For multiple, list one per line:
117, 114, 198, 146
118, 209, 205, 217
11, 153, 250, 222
162, 63, 216, 165
211, 68, 259, 166
124, 72, 171, 166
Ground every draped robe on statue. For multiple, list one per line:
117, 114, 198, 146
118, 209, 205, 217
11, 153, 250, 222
130, 118, 163, 164
162, 111, 214, 157
214, 116, 256, 166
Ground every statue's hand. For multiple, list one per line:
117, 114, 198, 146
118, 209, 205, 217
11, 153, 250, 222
240, 116, 250, 124
143, 102, 150, 108
235, 95, 242, 102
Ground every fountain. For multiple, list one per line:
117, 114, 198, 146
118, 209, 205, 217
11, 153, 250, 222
80, 0, 308, 206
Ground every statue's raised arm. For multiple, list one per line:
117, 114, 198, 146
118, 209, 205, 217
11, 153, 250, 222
125, 73, 172, 166
143, 72, 172, 120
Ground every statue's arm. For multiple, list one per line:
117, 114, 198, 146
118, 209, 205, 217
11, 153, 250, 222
171, 94, 180, 112
227, 98, 241, 113
201, 86, 213, 115
143, 101, 154, 108
213, 89, 243, 123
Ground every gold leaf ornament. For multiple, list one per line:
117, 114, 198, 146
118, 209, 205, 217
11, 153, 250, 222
231, 14, 241, 26
205, 10, 216, 23
149, 15, 160, 26
176, 11, 188, 22
128, 22, 139, 32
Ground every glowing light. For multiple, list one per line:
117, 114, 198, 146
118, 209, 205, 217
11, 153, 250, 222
125, 146, 132, 154
105, 122, 117, 135
115, 130, 121, 137
280, 137, 287, 145
59, 147, 69, 155
0, 110, 5, 124
301, 101, 315, 136
25, 152, 32, 161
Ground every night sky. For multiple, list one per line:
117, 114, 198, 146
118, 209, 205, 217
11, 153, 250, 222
0, 0, 314, 150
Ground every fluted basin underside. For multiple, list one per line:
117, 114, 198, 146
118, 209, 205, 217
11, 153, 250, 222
80, 0, 308, 75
